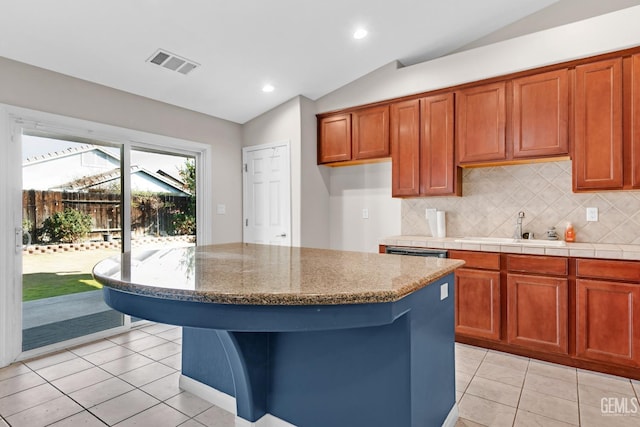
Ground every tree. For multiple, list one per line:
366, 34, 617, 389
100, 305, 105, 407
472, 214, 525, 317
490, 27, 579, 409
172, 159, 196, 236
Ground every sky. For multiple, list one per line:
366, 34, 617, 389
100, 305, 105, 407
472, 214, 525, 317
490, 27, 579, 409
22, 134, 192, 178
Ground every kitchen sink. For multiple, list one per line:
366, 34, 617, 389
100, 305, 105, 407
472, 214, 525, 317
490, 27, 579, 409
454, 237, 566, 247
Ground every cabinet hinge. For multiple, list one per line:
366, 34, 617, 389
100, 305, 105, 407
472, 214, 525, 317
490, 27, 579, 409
245, 219, 248, 227
243, 164, 248, 172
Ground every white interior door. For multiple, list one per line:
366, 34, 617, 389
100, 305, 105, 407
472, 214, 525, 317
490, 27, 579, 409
243, 142, 291, 246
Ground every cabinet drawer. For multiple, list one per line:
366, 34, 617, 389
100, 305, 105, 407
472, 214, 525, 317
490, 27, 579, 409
576, 259, 640, 282
507, 255, 568, 276
449, 251, 500, 270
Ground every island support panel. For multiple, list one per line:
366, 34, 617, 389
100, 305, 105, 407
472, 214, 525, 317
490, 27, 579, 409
181, 274, 456, 427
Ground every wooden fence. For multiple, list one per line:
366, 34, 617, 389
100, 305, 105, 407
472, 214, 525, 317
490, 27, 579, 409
22, 190, 191, 242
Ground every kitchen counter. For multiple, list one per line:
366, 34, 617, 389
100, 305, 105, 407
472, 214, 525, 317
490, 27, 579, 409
92, 242, 463, 305
93, 243, 464, 427
381, 235, 640, 260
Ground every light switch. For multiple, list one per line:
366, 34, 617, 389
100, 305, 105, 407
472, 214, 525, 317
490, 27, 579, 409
217, 204, 226, 215
440, 283, 449, 300
362, 208, 369, 219
586, 207, 598, 222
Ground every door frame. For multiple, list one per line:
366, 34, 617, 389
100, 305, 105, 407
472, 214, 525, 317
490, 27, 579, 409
242, 141, 291, 245
0, 105, 213, 366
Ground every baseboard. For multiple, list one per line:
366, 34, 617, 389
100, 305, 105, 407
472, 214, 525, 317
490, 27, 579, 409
442, 403, 459, 427
180, 374, 456, 427
179, 375, 296, 427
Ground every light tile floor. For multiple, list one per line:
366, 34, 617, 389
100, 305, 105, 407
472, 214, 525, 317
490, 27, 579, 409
1, 323, 639, 426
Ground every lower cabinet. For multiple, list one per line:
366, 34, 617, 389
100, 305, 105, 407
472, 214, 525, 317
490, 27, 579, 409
576, 278, 640, 367
507, 274, 568, 354
576, 258, 640, 367
383, 245, 640, 379
455, 268, 501, 340
450, 251, 501, 340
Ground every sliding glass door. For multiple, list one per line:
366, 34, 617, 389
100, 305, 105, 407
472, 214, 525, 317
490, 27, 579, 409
20, 134, 198, 351
21, 133, 124, 351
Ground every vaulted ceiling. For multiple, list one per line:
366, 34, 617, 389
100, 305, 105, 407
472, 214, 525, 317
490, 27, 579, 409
0, 0, 638, 124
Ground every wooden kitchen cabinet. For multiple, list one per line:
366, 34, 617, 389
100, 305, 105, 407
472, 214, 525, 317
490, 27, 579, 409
576, 258, 640, 367
512, 69, 569, 159
318, 106, 389, 165
391, 99, 421, 196
318, 113, 351, 164
450, 251, 501, 340
506, 255, 568, 354
573, 58, 624, 190
352, 105, 389, 160
420, 93, 459, 195
391, 94, 459, 197
507, 274, 568, 354
630, 53, 640, 188
456, 82, 507, 164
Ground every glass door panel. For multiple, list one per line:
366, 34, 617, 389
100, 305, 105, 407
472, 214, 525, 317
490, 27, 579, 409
130, 149, 196, 249
21, 134, 124, 351
129, 149, 196, 322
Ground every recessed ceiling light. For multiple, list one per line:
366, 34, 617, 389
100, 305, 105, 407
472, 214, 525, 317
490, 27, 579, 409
262, 84, 275, 93
353, 28, 368, 40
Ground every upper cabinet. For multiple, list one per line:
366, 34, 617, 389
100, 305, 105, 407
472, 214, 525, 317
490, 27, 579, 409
352, 105, 390, 160
391, 93, 460, 197
512, 69, 569, 159
456, 70, 570, 166
632, 54, 640, 188
318, 113, 351, 164
318, 106, 389, 165
573, 58, 624, 191
456, 82, 507, 164
572, 54, 640, 192
391, 99, 420, 197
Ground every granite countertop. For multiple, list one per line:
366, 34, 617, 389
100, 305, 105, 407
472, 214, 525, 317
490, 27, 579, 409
381, 235, 640, 261
92, 243, 464, 306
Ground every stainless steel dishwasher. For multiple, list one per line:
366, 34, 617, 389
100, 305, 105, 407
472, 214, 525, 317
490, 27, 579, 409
384, 246, 448, 258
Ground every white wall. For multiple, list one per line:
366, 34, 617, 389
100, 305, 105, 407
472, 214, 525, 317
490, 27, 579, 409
299, 96, 330, 248
329, 162, 401, 253
0, 56, 243, 244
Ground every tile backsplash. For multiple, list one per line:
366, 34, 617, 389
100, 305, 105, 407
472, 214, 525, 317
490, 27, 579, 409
402, 161, 640, 244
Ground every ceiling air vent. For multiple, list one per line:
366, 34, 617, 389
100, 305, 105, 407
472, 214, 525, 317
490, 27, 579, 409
147, 49, 199, 75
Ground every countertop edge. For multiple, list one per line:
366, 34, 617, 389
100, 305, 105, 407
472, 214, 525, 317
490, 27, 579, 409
95, 259, 465, 306
381, 236, 640, 261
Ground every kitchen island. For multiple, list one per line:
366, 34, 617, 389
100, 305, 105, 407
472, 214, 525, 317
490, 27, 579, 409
93, 243, 464, 427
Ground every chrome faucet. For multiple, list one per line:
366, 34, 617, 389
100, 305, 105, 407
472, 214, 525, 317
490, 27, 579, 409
513, 211, 525, 240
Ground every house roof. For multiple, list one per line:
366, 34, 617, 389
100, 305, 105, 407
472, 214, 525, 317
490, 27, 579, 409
51, 165, 191, 196
23, 144, 119, 166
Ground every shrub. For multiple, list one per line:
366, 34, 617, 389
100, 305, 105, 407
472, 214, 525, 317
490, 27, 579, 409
40, 208, 93, 243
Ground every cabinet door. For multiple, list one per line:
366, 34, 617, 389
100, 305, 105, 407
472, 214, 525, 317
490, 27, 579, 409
420, 93, 459, 196
391, 99, 420, 197
456, 82, 506, 164
632, 54, 640, 188
352, 106, 390, 160
507, 274, 568, 354
455, 268, 501, 340
576, 279, 640, 367
573, 58, 623, 190
512, 69, 569, 159
318, 114, 351, 164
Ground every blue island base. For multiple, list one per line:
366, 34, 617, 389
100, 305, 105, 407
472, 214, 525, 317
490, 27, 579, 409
180, 274, 458, 427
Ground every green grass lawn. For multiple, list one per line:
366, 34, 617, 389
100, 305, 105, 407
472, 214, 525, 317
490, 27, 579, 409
22, 272, 102, 302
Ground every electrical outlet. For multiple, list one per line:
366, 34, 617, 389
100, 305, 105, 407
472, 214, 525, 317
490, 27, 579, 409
440, 283, 449, 300
362, 208, 369, 219
586, 207, 598, 222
